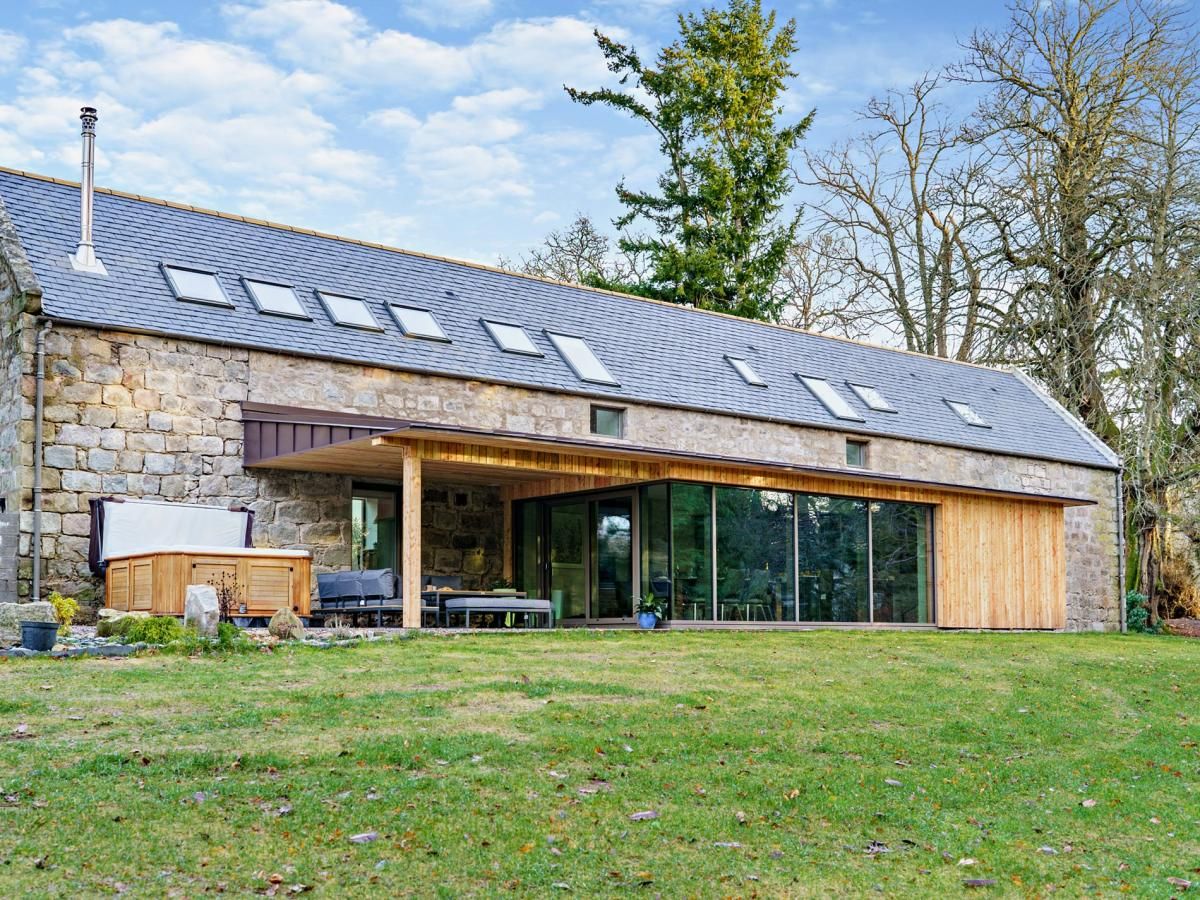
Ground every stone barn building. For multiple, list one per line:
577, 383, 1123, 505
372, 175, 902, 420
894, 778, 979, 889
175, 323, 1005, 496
0, 119, 1123, 631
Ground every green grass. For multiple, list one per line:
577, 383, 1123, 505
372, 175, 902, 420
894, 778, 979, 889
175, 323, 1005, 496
1, 631, 1197, 896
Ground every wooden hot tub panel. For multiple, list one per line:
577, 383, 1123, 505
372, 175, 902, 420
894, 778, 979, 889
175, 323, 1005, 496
105, 550, 312, 618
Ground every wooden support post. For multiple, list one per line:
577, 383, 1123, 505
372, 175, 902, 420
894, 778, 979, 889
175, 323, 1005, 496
501, 486, 513, 584
401, 447, 423, 628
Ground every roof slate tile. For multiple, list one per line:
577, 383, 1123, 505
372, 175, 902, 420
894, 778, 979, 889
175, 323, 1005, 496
0, 169, 1117, 469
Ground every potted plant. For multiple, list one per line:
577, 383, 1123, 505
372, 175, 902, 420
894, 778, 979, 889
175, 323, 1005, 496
636, 594, 664, 630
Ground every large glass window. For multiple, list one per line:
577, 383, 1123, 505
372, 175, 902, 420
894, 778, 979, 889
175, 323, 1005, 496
871, 502, 932, 624
640, 483, 671, 606
351, 487, 398, 572
671, 483, 712, 620
519, 482, 933, 626
716, 488, 794, 622
514, 500, 542, 598
796, 495, 869, 622
593, 497, 634, 619
549, 502, 588, 621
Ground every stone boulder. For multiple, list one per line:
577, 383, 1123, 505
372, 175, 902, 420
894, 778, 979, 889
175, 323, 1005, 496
0, 602, 58, 648
184, 585, 221, 637
97, 607, 150, 621
268, 608, 304, 641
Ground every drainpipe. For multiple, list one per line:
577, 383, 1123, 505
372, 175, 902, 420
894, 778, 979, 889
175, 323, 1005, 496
31, 319, 51, 602
1116, 468, 1126, 633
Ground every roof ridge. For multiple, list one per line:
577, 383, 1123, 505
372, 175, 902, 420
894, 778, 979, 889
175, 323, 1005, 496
0, 164, 1015, 376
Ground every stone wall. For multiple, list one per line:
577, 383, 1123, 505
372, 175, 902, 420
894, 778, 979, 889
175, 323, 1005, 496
0, 239, 24, 602
11, 322, 1120, 628
421, 484, 504, 589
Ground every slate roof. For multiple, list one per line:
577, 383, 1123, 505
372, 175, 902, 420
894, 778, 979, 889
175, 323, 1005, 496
0, 167, 1118, 470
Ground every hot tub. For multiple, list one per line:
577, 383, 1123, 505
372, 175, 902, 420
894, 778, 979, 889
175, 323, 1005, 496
104, 546, 312, 618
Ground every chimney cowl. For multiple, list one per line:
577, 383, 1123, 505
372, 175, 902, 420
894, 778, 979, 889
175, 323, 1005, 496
68, 105, 107, 275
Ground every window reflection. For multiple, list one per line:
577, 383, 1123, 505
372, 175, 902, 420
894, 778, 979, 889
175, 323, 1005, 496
796, 495, 870, 622
871, 502, 932, 624
671, 484, 712, 620
716, 488, 794, 621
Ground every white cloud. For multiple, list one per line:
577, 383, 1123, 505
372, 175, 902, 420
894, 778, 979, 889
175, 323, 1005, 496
0, 15, 385, 221
0, 31, 24, 71
401, 0, 495, 29
340, 209, 419, 247
223, 0, 472, 91
369, 88, 545, 205
224, 1, 623, 93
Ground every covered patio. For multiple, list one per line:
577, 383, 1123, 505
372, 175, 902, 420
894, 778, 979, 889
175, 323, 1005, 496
242, 403, 1087, 630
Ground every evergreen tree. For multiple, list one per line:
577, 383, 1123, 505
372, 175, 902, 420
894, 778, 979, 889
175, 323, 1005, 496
566, 0, 812, 321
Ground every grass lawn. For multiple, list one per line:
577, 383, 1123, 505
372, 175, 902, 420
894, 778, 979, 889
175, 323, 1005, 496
1, 631, 1198, 896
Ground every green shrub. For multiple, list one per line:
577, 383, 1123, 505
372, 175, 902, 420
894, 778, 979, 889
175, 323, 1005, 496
159, 621, 258, 656
125, 616, 187, 645
48, 591, 78, 637
1126, 591, 1152, 633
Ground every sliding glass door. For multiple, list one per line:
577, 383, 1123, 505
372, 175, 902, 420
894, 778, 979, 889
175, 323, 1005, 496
543, 493, 637, 623
549, 501, 587, 622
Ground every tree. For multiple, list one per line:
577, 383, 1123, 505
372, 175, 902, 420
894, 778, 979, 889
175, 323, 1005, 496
954, 0, 1182, 442
498, 215, 646, 287
804, 75, 1001, 360
954, 0, 1200, 618
566, 0, 812, 321
1110, 46, 1200, 620
773, 235, 874, 338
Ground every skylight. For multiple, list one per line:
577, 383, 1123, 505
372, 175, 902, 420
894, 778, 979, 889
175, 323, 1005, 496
162, 264, 231, 307
946, 399, 989, 428
243, 278, 309, 319
726, 356, 766, 387
546, 332, 618, 385
389, 304, 449, 342
483, 320, 542, 356
848, 382, 896, 412
797, 375, 865, 421
316, 291, 382, 331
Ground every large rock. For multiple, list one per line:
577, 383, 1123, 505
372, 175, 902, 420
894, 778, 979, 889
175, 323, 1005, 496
0, 602, 57, 648
268, 608, 304, 641
97, 607, 150, 621
184, 585, 220, 637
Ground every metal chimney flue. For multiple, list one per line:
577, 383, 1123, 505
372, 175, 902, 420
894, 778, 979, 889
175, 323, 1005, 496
68, 105, 107, 275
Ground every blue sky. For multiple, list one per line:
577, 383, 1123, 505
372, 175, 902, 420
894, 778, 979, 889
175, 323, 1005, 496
0, 0, 1009, 265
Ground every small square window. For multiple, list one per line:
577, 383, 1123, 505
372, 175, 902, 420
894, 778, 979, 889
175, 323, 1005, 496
390, 304, 450, 342
946, 399, 989, 428
243, 278, 309, 318
846, 439, 869, 468
162, 264, 231, 307
590, 405, 625, 438
316, 291, 383, 331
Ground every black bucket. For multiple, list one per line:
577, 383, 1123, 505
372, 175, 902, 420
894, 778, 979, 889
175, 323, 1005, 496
20, 621, 58, 652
